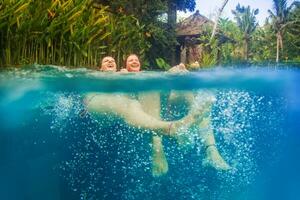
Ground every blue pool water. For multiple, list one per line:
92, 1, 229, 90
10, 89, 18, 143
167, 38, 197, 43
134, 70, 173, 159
0, 65, 300, 200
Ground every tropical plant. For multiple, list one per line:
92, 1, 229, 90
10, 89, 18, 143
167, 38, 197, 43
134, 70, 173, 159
251, 25, 276, 62
268, 0, 300, 62
232, 4, 259, 61
93, 0, 195, 67
285, 5, 300, 62
155, 57, 171, 70
197, 27, 218, 67
218, 18, 243, 64
0, 0, 149, 68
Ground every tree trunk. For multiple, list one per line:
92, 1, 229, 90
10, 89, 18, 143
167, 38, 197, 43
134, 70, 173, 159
244, 38, 249, 61
167, 1, 177, 26
217, 47, 221, 64
168, 0, 177, 66
210, 0, 229, 41
276, 31, 280, 63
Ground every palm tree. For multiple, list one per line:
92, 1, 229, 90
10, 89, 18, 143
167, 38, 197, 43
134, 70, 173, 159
232, 4, 259, 61
268, 0, 299, 62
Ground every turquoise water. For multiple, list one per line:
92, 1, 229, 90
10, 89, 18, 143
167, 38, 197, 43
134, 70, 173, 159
0, 65, 299, 200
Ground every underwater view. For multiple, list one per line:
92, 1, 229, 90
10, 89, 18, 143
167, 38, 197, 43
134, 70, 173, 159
0, 65, 300, 200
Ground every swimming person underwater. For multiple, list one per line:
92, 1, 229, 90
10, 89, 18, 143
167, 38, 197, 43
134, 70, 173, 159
122, 56, 230, 173
167, 64, 231, 171
84, 55, 230, 177
85, 56, 197, 136
124, 55, 230, 172
85, 55, 196, 176
122, 54, 169, 176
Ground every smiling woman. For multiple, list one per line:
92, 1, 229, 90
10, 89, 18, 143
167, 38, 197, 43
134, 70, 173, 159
125, 54, 141, 72
100, 56, 117, 72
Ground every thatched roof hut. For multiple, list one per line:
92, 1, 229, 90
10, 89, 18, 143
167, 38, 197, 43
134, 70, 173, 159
175, 10, 233, 65
176, 10, 213, 37
174, 10, 214, 65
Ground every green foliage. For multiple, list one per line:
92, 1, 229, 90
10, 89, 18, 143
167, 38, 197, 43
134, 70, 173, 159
145, 21, 178, 68
216, 6, 300, 65
232, 4, 259, 36
172, 0, 196, 12
0, 0, 149, 68
1, 0, 298, 68
193, 2, 299, 66
196, 26, 218, 67
268, 0, 300, 62
196, 19, 244, 66
251, 25, 276, 62
232, 4, 259, 60
155, 57, 171, 70
268, 0, 291, 31
218, 18, 244, 63
201, 52, 217, 67
0, 0, 198, 68
93, 0, 196, 68
284, 5, 300, 62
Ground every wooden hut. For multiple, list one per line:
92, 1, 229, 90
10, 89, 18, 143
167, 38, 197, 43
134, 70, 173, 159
175, 10, 213, 65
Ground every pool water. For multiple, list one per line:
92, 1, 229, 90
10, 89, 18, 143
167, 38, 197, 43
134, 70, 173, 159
0, 65, 299, 200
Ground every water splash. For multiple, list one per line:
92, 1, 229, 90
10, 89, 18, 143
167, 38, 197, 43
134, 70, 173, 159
37, 89, 286, 199
211, 90, 285, 194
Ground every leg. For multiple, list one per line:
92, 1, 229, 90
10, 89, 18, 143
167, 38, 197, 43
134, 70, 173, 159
192, 91, 230, 170
138, 92, 168, 177
198, 116, 231, 170
169, 91, 230, 170
85, 93, 194, 136
151, 135, 169, 177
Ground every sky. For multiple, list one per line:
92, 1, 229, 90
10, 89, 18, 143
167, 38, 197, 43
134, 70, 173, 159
178, 0, 295, 25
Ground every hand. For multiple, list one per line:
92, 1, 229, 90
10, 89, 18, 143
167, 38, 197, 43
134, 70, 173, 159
119, 68, 129, 73
168, 63, 189, 73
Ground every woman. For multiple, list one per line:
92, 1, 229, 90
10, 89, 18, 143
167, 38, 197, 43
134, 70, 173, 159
99, 56, 117, 72
119, 54, 141, 72
84, 56, 197, 136
86, 55, 230, 177
122, 54, 230, 174
122, 54, 170, 176
166, 64, 230, 170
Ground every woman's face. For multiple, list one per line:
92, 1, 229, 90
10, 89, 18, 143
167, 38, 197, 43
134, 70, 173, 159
101, 56, 117, 72
126, 55, 141, 72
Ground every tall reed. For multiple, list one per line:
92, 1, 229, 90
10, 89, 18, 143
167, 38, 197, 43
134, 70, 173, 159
0, 0, 150, 68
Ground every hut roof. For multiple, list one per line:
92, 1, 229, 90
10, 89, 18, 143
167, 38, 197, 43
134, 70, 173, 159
176, 10, 213, 36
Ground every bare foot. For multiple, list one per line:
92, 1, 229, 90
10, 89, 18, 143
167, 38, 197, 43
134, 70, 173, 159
152, 141, 169, 177
202, 145, 231, 170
